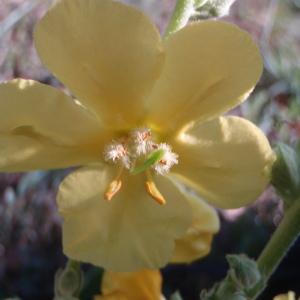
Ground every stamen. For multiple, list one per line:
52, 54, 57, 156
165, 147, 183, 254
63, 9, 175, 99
145, 180, 166, 205
103, 128, 178, 175
152, 143, 178, 175
130, 127, 151, 143
104, 141, 130, 169
130, 127, 152, 155
104, 180, 122, 201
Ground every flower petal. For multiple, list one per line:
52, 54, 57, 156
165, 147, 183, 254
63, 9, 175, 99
35, 0, 164, 128
0, 79, 105, 171
169, 116, 275, 209
274, 292, 296, 300
146, 21, 263, 132
57, 166, 192, 272
96, 270, 163, 300
172, 193, 219, 263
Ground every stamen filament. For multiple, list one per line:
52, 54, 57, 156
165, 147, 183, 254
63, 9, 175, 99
145, 181, 166, 205
104, 167, 124, 201
145, 170, 166, 205
104, 180, 122, 201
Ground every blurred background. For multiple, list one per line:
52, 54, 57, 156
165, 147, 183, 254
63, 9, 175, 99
0, 0, 299, 299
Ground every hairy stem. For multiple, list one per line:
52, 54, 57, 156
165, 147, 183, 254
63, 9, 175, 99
251, 200, 300, 299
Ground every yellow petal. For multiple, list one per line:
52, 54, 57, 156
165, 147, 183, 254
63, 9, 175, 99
274, 292, 296, 300
57, 166, 192, 272
0, 79, 105, 171
35, 0, 164, 129
146, 21, 263, 132
95, 269, 163, 300
172, 193, 219, 263
170, 116, 275, 209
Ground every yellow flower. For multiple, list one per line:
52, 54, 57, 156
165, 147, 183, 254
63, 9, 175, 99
94, 269, 165, 300
0, 0, 274, 271
274, 292, 297, 300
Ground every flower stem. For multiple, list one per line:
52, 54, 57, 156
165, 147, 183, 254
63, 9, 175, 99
251, 200, 300, 299
163, 0, 194, 39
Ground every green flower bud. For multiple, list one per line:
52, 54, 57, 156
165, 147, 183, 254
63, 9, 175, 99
201, 281, 247, 300
54, 260, 83, 298
200, 255, 263, 299
194, 0, 209, 9
198, 0, 236, 17
271, 143, 300, 207
227, 254, 261, 290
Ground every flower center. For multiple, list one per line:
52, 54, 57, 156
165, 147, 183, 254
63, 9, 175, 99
103, 128, 178, 204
